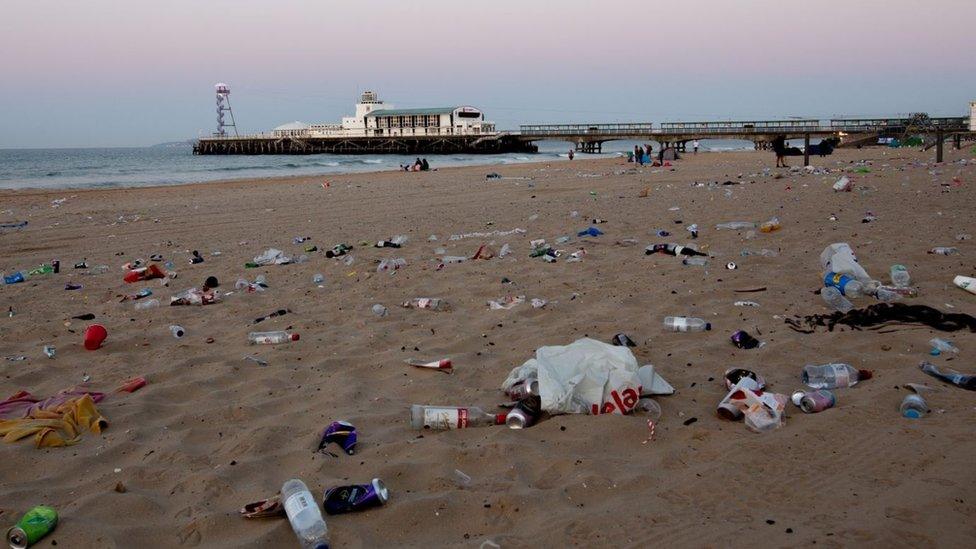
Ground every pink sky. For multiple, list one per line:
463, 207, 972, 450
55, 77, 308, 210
2, 0, 974, 146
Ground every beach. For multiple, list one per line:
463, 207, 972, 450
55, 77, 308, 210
2, 148, 975, 547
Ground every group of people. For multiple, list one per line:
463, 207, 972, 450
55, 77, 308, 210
402, 158, 430, 172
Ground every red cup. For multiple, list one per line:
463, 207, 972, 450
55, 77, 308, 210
84, 324, 107, 350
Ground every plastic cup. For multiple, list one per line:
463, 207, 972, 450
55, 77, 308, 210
84, 324, 108, 350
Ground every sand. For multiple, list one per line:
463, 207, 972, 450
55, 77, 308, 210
2, 148, 976, 548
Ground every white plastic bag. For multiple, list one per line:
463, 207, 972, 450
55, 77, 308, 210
502, 338, 652, 415
820, 243, 871, 283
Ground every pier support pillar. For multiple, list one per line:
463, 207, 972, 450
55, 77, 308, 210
936, 130, 944, 163
803, 133, 811, 167
954, 133, 961, 150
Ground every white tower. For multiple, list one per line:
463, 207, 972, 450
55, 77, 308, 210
215, 83, 238, 137
970, 101, 975, 132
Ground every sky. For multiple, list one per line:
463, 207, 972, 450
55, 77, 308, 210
1, 0, 974, 148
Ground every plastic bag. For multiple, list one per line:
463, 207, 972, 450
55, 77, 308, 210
501, 338, 651, 415
820, 243, 872, 283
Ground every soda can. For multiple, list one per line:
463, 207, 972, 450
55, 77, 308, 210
730, 330, 761, 349
6, 505, 58, 549
323, 478, 389, 515
797, 390, 835, 413
505, 396, 542, 429
317, 420, 357, 455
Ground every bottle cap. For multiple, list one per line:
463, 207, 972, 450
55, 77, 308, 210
858, 369, 873, 380
705, 323, 712, 331
290, 333, 300, 341
903, 409, 921, 419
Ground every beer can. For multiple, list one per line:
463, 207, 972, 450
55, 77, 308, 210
323, 478, 389, 515
611, 333, 636, 347
798, 390, 836, 413
6, 506, 58, 549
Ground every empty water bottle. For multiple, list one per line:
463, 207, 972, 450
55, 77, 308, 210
802, 363, 872, 389
715, 221, 757, 230
312, 274, 325, 285
821, 286, 854, 313
663, 316, 711, 332
402, 298, 445, 311
682, 257, 708, 267
899, 393, 928, 419
759, 216, 781, 233
248, 331, 300, 344
929, 338, 958, 355
824, 272, 864, 298
928, 247, 958, 255
282, 478, 330, 549
134, 298, 160, 311
890, 264, 911, 288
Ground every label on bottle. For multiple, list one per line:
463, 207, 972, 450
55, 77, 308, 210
254, 336, 273, 344
829, 364, 850, 387
673, 318, 689, 332
416, 298, 432, 309
824, 272, 855, 296
284, 491, 312, 519
423, 407, 466, 429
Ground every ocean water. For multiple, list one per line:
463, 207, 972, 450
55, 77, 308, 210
0, 139, 753, 190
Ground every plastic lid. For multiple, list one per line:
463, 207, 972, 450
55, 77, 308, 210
290, 333, 300, 341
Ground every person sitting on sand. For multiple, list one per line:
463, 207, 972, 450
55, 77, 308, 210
421, 158, 429, 171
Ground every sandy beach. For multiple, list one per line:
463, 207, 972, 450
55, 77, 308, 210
2, 148, 976, 548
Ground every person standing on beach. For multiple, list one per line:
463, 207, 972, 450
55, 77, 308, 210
568, 149, 575, 160
693, 140, 699, 154
772, 135, 788, 168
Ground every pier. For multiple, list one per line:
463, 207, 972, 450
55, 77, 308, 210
193, 133, 537, 155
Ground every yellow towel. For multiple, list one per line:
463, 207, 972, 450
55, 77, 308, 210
0, 394, 107, 448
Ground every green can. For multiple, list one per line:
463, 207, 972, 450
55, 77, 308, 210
6, 506, 58, 549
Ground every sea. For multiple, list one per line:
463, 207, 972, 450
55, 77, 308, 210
0, 139, 754, 191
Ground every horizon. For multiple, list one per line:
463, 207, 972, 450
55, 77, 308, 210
2, 0, 974, 148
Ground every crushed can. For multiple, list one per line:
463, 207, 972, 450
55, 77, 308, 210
6, 505, 58, 549
730, 330, 761, 349
317, 420, 357, 455
611, 333, 636, 347
323, 478, 389, 515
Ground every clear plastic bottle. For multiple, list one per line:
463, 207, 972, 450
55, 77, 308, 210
802, 363, 872, 389
169, 325, 185, 338
919, 361, 976, 390
823, 272, 864, 298
248, 331, 300, 344
402, 298, 445, 310
312, 274, 325, 285
410, 405, 505, 429
663, 316, 711, 332
929, 338, 958, 355
441, 256, 468, 264
682, 257, 708, 266
281, 478, 330, 549
890, 265, 911, 288
715, 221, 757, 230
134, 298, 160, 310
928, 247, 958, 255
821, 286, 854, 313
899, 394, 928, 419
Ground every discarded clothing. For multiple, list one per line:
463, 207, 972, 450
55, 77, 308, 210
0, 389, 105, 420
0, 394, 107, 448
786, 303, 976, 333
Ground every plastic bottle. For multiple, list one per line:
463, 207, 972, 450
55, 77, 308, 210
312, 274, 325, 285
874, 287, 902, 303
918, 361, 976, 390
823, 272, 864, 298
900, 394, 928, 419
281, 478, 330, 549
645, 243, 707, 257
441, 256, 468, 264
821, 286, 854, 313
402, 298, 445, 311
371, 304, 389, 317
682, 257, 708, 266
169, 325, 185, 338
928, 247, 958, 255
134, 298, 160, 311
801, 363, 872, 389
890, 265, 911, 288
715, 222, 757, 230
759, 217, 781, 233
929, 338, 958, 355
375, 240, 401, 249
663, 316, 711, 332
248, 331, 300, 344
410, 405, 506, 429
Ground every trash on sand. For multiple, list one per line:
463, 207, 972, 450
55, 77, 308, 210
786, 303, 976, 333
501, 338, 662, 415
240, 494, 285, 519
318, 420, 358, 455
919, 361, 976, 390
802, 363, 871, 389
244, 355, 268, 366
900, 393, 928, 418
405, 358, 453, 373
488, 295, 525, 310
323, 478, 389, 514
953, 275, 976, 295
6, 505, 58, 548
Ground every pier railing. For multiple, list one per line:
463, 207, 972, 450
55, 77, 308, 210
519, 123, 654, 136
657, 120, 822, 134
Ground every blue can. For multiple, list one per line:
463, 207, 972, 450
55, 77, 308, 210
4, 272, 25, 285
323, 478, 389, 515
824, 272, 856, 296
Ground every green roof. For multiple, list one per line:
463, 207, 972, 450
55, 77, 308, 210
367, 107, 457, 117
